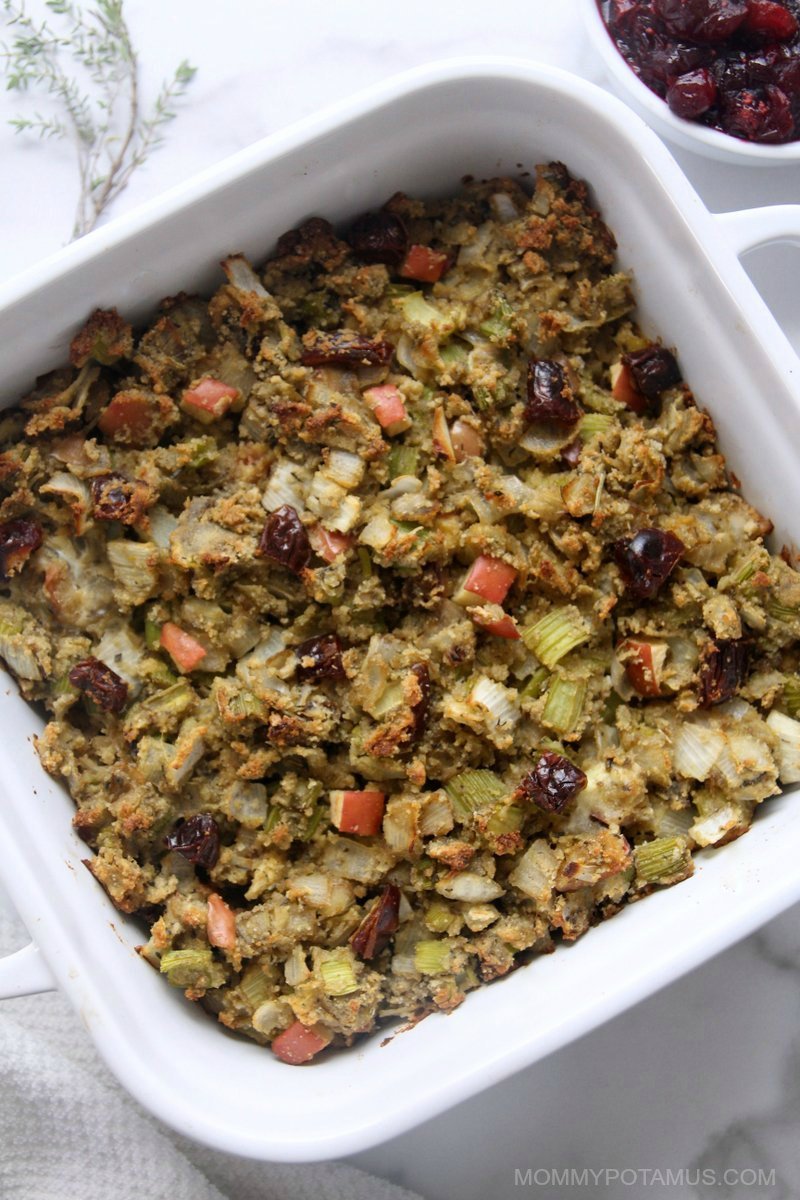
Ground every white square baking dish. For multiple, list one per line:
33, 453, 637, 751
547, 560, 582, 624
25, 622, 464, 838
1, 59, 800, 1163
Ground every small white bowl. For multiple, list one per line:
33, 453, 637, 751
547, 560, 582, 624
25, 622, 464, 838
581, 0, 800, 164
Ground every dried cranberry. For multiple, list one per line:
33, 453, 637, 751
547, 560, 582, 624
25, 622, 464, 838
295, 632, 345, 681
699, 638, 752, 705
614, 528, 685, 599
164, 813, 220, 869
525, 360, 581, 424
668, 67, 719, 115
301, 330, 394, 368
741, 0, 799, 40
350, 885, 400, 959
561, 438, 583, 468
0, 518, 43, 581
257, 505, 311, 575
606, 0, 650, 29
68, 658, 128, 714
408, 662, 431, 742
90, 473, 145, 526
623, 345, 682, 398
654, 0, 749, 42
721, 83, 795, 139
516, 752, 588, 814
347, 211, 408, 266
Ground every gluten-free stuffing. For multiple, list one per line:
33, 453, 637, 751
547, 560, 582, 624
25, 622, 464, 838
2, 163, 800, 1064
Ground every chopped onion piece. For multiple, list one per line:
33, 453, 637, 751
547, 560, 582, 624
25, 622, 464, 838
766, 710, 800, 783
672, 723, 726, 782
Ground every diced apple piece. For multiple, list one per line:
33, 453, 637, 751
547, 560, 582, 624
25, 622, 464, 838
271, 1021, 332, 1065
472, 610, 521, 639
616, 638, 668, 697
309, 525, 354, 563
399, 244, 448, 283
207, 893, 237, 950
98, 393, 155, 444
610, 361, 646, 414
432, 406, 456, 462
455, 555, 518, 606
182, 377, 240, 424
451, 418, 485, 461
364, 384, 411, 436
330, 789, 386, 836
160, 622, 208, 673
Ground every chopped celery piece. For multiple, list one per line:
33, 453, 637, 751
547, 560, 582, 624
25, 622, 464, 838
144, 618, 161, 650
357, 545, 373, 578
388, 444, 419, 480
520, 666, 550, 700
371, 682, 405, 717
399, 291, 440, 326
602, 689, 623, 724
579, 412, 614, 439
784, 676, 800, 718
479, 296, 515, 344
425, 900, 454, 933
767, 599, 798, 622
52, 673, 76, 696
485, 805, 524, 837
304, 805, 325, 839
471, 384, 497, 411
445, 769, 506, 817
306, 779, 324, 804
186, 436, 218, 468
439, 340, 469, 365
160, 947, 214, 987
414, 939, 452, 975
634, 837, 693, 886
264, 806, 284, 835
319, 951, 359, 996
522, 606, 589, 669
240, 965, 273, 1010
226, 688, 267, 720
542, 676, 587, 734
386, 283, 416, 297
731, 553, 760, 585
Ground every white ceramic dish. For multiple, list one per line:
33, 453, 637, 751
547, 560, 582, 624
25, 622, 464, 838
1, 58, 800, 1163
581, 0, 800, 165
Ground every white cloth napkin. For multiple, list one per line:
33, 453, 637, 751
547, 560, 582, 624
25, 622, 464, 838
0, 886, 423, 1200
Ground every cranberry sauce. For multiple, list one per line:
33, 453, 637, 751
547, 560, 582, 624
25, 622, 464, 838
599, 0, 800, 142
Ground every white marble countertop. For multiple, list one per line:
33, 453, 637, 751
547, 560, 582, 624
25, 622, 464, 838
1, 3, 799, 1197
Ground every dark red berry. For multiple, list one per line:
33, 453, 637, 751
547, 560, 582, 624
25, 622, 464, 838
164, 814, 220, 869
350, 885, 401, 960
721, 83, 795, 140
90, 473, 147, 526
561, 438, 583, 468
699, 638, 752, 705
654, 0, 749, 43
614, 528, 685, 599
516, 752, 588, 814
525, 360, 581, 424
0, 518, 43, 581
295, 633, 345, 682
300, 330, 394, 368
257, 505, 311, 575
741, 0, 799, 41
667, 66, 719, 115
623, 345, 682, 398
347, 211, 408, 267
68, 658, 128, 714
408, 662, 431, 743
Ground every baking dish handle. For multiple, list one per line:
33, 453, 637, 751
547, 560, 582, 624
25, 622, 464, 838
715, 206, 800, 257
0, 941, 56, 998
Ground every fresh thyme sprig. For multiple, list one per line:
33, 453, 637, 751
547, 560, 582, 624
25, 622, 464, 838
2, 0, 196, 238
